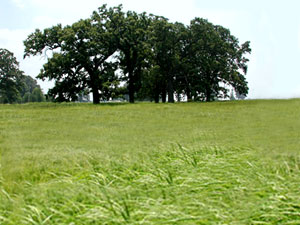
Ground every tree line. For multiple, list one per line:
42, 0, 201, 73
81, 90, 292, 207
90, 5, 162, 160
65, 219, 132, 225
3, 5, 251, 104
0, 48, 45, 103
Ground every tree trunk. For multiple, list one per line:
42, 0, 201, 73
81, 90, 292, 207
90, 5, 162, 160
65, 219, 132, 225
154, 95, 159, 103
177, 93, 181, 102
154, 91, 159, 103
186, 86, 192, 102
128, 71, 135, 103
92, 88, 100, 104
187, 94, 191, 102
161, 90, 166, 103
167, 77, 174, 103
90, 73, 100, 104
206, 88, 211, 102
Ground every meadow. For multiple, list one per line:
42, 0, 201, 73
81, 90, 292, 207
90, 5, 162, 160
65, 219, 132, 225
0, 99, 300, 224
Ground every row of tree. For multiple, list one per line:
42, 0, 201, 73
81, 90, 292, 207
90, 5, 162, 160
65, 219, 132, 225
23, 4, 251, 104
0, 48, 45, 103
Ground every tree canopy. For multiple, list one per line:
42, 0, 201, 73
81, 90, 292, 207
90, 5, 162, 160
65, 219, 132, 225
187, 18, 251, 101
24, 4, 251, 104
21, 75, 45, 103
0, 48, 45, 104
0, 48, 24, 103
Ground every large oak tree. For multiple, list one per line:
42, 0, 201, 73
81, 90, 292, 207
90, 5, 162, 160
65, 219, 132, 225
24, 5, 122, 104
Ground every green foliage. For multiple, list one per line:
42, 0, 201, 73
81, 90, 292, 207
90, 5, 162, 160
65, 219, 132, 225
0, 48, 24, 103
0, 49, 44, 104
186, 18, 251, 101
145, 17, 179, 103
20, 75, 38, 96
0, 100, 300, 224
24, 5, 251, 104
21, 75, 45, 103
24, 5, 123, 104
22, 92, 31, 103
116, 10, 152, 103
31, 87, 45, 102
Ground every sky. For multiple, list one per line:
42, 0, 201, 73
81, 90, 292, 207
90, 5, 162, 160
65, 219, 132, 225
1, 0, 300, 99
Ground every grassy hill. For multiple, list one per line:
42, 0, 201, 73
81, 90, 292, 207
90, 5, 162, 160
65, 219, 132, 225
1, 100, 300, 224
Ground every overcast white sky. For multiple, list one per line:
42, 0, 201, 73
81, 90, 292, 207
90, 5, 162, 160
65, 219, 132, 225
1, 0, 300, 99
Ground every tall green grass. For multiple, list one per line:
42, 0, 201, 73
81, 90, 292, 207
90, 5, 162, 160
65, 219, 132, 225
1, 100, 300, 224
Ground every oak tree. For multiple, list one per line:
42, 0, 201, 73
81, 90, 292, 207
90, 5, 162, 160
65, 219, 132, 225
24, 5, 122, 104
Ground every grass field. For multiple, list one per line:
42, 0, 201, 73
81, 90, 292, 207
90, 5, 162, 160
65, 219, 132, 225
0, 99, 300, 224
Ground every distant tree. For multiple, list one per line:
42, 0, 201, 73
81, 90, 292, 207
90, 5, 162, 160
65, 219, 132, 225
148, 17, 177, 103
23, 5, 251, 104
188, 18, 251, 101
171, 22, 196, 101
22, 92, 31, 103
20, 75, 39, 96
140, 18, 187, 103
116, 10, 152, 103
24, 5, 122, 104
21, 75, 45, 103
0, 48, 24, 103
31, 87, 45, 102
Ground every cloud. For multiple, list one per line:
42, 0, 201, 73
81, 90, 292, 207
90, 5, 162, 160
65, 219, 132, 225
11, 0, 25, 8
0, 28, 29, 57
